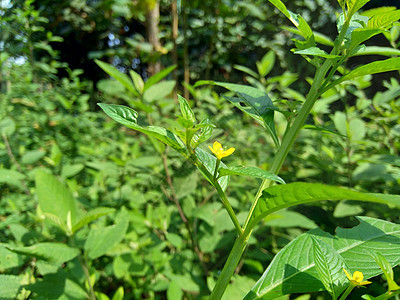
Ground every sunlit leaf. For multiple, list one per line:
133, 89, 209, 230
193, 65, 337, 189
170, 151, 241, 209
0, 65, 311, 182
245, 217, 400, 299
248, 182, 400, 230
312, 237, 346, 299
369, 252, 400, 292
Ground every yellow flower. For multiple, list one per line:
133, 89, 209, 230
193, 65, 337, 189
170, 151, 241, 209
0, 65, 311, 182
208, 141, 235, 160
343, 268, 372, 286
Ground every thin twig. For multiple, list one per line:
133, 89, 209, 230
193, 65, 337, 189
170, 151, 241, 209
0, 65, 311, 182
160, 152, 208, 275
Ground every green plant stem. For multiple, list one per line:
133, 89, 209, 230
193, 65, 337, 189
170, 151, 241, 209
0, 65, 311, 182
214, 182, 243, 235
191, 154, 242, 235
209, 233, 249, 300
338, 284, 355, 300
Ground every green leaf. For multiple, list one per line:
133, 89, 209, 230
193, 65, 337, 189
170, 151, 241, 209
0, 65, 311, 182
95, 59, 138, 96
71, 207, 115, 234
0, 169, 25, 189
0, 117, 16, 136
178, 95, 196, 125
247, 182, 400, 230
362, 6, 397, 18
191, 119, 214, 148
367, 10, 400, 30
265, 210, 317, 229
234, 64, 259, 78
268, 0, 313, 42
218, 166, 285, 184
351, 46, 400, 57
129, 70, 144, 94
98, 103, 185, 153
347, 0, 372, 18
294, 47, 340, 59
21, 150, 45, 164
0, 275, 21, 299
6, 243, 79, 265
245, 216, 400, 299
144, 65, 177, 91
324, 57, 400, 91
112, 286, 125, 300
267, 0, 291, 19
61, 163, 84, 178
167, 281, 183, 300
350, 28, 384, 50
24, 269, 87, 299
195, 147, 229, 191
195, 81, 278, 146
84, 207, 129, 259
257, 51, 275, 77
35, 170, 77, 230
143, 80, 176, 102
311, 237, 346, 299
281, 26, 334, 46
369, 252, 400, 292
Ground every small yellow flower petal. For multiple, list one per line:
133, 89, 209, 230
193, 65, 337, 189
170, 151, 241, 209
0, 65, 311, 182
343, 268, 372, 286
208, 141, 235, 160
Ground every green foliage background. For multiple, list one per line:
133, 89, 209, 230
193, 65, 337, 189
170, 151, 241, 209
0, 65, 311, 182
1, 0, 400, 299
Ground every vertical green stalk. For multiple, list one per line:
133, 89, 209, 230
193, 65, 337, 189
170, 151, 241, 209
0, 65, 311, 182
209, 234, 249, 300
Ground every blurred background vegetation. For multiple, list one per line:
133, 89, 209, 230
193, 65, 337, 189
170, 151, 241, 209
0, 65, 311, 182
1, 0, 400, 299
